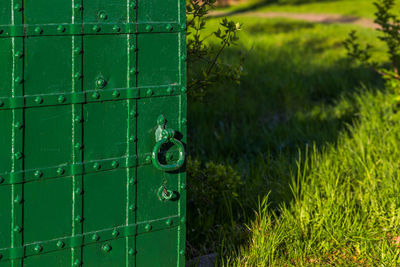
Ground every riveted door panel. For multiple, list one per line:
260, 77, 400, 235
83, 0, 127, 23
83, 101, 128, 162
24, 106, 72, 172
0, 39, 12, 98
0, 110, 12, 174
0, 186, 11, 250
136, 227, 179, 267
24, 250, 71, 267
137, 33, 179, 87
24, 0, 72, 24
83, 169, 126, 233
24, 36, 73, 96
24, 178, 72, 243
82, 239, 126, 267
0, 0, 186, 265
137, 0, 179, 23
83, 35, 128, 91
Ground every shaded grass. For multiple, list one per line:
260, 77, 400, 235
225, 89, 400, 265
187, 16, 392, 262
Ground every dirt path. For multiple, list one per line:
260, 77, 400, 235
209, 11, 378, 29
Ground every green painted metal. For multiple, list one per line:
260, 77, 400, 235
0, 0, 186, 266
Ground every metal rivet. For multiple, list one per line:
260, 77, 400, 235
58, 95, 66, 103
0, 177, 4, 184
129, 135, 136, 142
0, 100, 4, 107
129, 45, 136, 51
145, 224, 152, 232
74, 4, 82, 10
57, 167, 65, 175
57, 25, 65, 32
146, 89, 153, 96
75, 215, 83, 223
35, 27, 43, 34
75, 72, 82, 80
75, 143, 83, 150
181, 55, 186, 61
34, 170, 43, 178
181, 118, 187, 125
14, 152, 23, 160
181, 87, 187, 93
14, 195, 22, 204
112, 229, 119, 237
180, 183, 186, 190
92, 92, 100, 99
74, 47, 82, 55
128, 248, 135, 255
129, 67, 137, 75
102, 244, 112, 253
14, 122, 24, 129
146, 25, 153, 32
92, 233, 100, 241
112, 90, 120, 98
179, 249, 185, 255
34, 245, 42, 253
35, 96, 43, 104
57, 241, 65, 248
93, 25, 101, 32
166, 24, 173, 31
130, 110, 137, 117
96, 78, 106, 89
75, 116, 83, 123
129, 1, 136, 9
13, 226, 22, 233
15, 76, 23, 84
73, 259, 81, 266
14, 4, 22, 12
93, 163, 101, 170
113, 25, 120, 32
129, 178, 137, 185
111, 160, 119, 168
15, 51, 23, 58
145, 155, 151, 162
181, 24, 186, 30
181, 217, 186, 223
75, 187, 83, 195
129, 204, 136, 211
166, 219, 173, 226
98, 11, 108, 20
167, 87, 173, 94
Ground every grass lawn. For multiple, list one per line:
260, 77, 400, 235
187, 1, 400, 265
216, 0, 400, 19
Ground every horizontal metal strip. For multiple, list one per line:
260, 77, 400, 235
0, 216, 181, 261
0, 85, 185, 110
0, 22, 184, 38
0, 151, 184, 186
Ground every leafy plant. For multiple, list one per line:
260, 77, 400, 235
186, 0, 243, 100
344, 0, 400, 93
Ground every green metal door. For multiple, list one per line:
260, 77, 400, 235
0, 1, 186, 266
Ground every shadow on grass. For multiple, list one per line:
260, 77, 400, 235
186, 20, 384, 259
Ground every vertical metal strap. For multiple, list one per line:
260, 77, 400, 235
71, 0, 84, 266
10, 0, 24, 266
126, 1, 138, 266
178, 0, 187, 265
